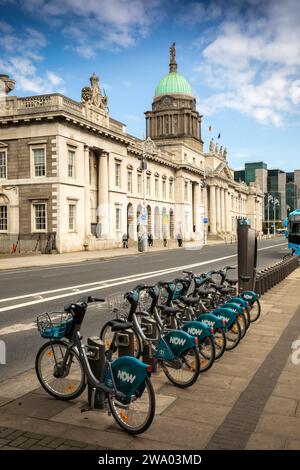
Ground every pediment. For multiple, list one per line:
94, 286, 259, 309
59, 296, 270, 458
0, 142, 8, 148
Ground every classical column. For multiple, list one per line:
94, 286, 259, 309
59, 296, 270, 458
216, 186, 221, 232
98, 150, 109, 238
209, 185, 217, 234
193, 182, 200, 233
84, 145, 91, 237
225, 190, 230, 233
221, 188, 225, 232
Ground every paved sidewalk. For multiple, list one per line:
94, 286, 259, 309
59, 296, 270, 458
0, 267, 299, 450
0, 239, 228, 271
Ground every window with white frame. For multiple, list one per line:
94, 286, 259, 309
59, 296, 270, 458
155, 178, 159, 198
68, 149, 75, 178
0, 206, 7, 231
115, 161, 121, 188
33, 203, 46, 231
0, 151, 7, 179
127, 171, 133, 192
147, 176, 151, 196
68, 203, 76, 231
33, 148, 46, 177
115, 206, 121, 231
137, 173, 142, 194
162, 180, 166, 199
184, 181, 189, 201
169, 180, 173, 199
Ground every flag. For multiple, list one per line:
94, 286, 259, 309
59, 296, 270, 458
208, 125, 212, 132
217, 133, 221, 139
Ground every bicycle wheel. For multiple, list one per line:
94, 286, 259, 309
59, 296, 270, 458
162, 347, 200, 388
249, 299, 261, 323
100, 321, 142, 359
213, 327, 227, 360
225, 320, 241, 351
35, 340, 86, 400
108, 376, 155, 434
237, 312, 247, 339
198, 336, 215, 372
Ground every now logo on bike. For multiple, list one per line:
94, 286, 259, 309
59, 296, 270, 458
218, 315, 230, 323
169, 336, 186, 346
187, 327, 202, 336
117, 370, 136, 384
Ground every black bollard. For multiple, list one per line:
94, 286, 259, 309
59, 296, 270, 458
87, 337, 106, 409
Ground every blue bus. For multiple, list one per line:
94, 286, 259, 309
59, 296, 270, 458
284, 209, 300, 254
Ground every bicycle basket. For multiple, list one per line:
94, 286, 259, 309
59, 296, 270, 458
107, 292, 130, 319
36, 312, 74, 339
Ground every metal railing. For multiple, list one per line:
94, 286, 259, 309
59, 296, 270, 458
254, 255, 299, 296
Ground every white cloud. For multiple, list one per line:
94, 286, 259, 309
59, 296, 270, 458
125, 114, 139, 121
19, 0, 165, 57
0, 22, 63, 94
193, 0, 300, 127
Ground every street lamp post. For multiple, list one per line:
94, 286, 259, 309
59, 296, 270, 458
139, 136, 156, 252
267, 194, 273, 238
273, 197, 279, 237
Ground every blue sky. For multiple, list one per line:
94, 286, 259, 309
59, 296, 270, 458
0, 0, 300, 171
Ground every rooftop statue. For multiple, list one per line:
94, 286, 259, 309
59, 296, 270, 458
81, 73, 108, 110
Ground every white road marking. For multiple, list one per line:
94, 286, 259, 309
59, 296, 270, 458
0, 322, 36, 335
0, 242, 286, 315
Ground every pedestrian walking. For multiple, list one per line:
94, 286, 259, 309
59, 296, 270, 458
163, 235, 167, 247
176, 232, 183, 247
122, 233, 128, 249
148, 232, 153, 247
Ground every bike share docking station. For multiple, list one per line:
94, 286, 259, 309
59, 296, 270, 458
237, 219, 258, 292
87, 337, 106, 409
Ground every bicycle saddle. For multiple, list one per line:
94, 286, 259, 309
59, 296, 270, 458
179, 296, 198, 306
157, 305, 180, 316
226, 278, 238, 284
110, 321, 133, 332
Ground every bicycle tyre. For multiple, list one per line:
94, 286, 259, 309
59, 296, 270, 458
162, 347, 200, 388
249, 299, 261, 323
214, 327, 227, 360
35, 340, 86, 400
225, 320, 241, 351
199, 335, 215, 372
108, 376, 155, 434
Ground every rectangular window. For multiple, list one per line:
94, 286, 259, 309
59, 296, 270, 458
162, 180, 166, 199
116, 207, 121, 231
68, 149, 75, 178
155, 178, 159, 198
0, 206, 7, 231
34, 203, 46, 231
33, 148, 46, 177
184, 181, 189, 201
169, 181, 173, 199
137, 174, 142, 194
0, 151, 7, 179
68, 204, 76, 231
115, 161, 121, 188
147, 176, 151, 196
127, 171, 133, 192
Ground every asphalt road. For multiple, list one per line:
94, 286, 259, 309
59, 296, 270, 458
0, 237, 287, 381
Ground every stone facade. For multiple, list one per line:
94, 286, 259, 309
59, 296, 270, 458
0, 54, 263, 254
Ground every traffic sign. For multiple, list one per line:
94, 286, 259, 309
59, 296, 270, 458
203, 217, 208, 224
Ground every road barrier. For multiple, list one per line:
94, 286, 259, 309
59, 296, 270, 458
255, 255, 299, 296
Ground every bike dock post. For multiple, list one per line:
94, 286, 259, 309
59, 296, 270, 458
116, 330, 135, 357
87, 337, 106, 409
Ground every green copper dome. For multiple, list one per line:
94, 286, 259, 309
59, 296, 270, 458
154, 71, 193, 97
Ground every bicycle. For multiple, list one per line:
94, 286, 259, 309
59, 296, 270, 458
100, 286, 201, 388
35, 295, 156, 434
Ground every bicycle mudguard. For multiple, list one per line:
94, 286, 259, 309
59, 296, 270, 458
196, 313, 225, 330
221, 302, 244, 315
104, 356, 149, 399
181, 320, 213, 341
211, 307, 237, 330
159, 330, 197, 359
227, 297, 248, 309
239, 291, 258, 304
